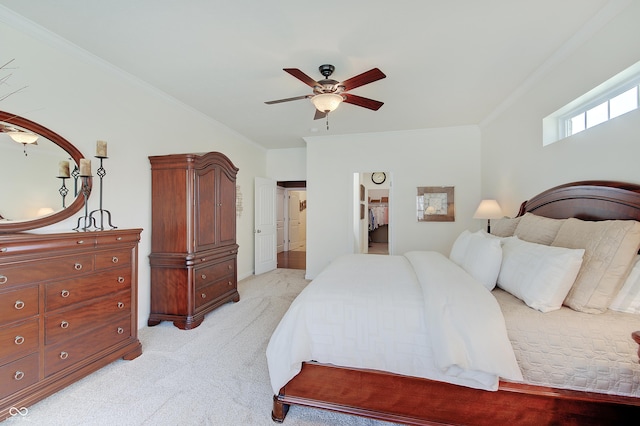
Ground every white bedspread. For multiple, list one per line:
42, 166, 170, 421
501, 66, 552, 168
266, 252, 522, 395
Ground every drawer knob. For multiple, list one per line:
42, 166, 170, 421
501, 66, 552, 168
201, 258, 207, 262
0, 275, 7, 284
14, 300, 25, 310
201, 274, 207, 280
59, 351, 69, 360
116, 237, 122, 241
201, 293, 207, 299
228, 265, 233, 269
228, 281, 233, 286
1, 247, 7, 252
117, 302, 125, 309
117, 276, 125, 283
60, 320, 69, 329
15, 335, 25, 345
14, 371, 25, 381
74, 263, 83, 270
77, 240, 84, 244
112, 256, 119, 263
117, 327, 124, 335
61, 289, 70, 298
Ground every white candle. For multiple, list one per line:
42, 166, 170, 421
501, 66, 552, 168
96, 140, 108, 157
58, 160, 70, 178
79, 159, 91, 176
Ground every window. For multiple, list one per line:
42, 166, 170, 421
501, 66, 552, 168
566, 85, 639, 136
543, 60, 640, 146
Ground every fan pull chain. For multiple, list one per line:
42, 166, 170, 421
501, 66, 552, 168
326, 113, 330, 130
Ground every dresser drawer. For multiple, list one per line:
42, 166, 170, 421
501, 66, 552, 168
0, 353, 39, 400
0, 254, 94, 286
45, 290, 131, 345
194, 259, 235, 289
0, 235, 91, 256
0, 318, 39, 365
45, 267, 131, 312
95, 248, 132, 270
0, 286, 39, 324
195, 277, 236, 310
95, 232, 139, 246
44, 316, 132, 377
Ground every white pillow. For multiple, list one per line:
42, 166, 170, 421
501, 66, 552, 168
450, 230, 502, 290
449, 230, 472, 266
610, 256, 640, 314
497, 236, 585, 312
460, 232, 502, 290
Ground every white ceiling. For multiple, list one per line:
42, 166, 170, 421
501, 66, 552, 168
0, 0, 618, 150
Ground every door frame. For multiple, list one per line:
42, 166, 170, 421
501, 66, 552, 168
354, 172, 392, 255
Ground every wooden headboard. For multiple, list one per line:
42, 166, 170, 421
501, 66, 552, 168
517, 180, 640, 221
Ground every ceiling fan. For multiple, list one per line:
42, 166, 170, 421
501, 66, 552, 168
265, 64, 386, 120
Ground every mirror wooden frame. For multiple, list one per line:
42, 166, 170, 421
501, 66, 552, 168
0, 110, 90, 232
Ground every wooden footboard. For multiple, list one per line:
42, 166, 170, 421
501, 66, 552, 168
272, 362, 640, 425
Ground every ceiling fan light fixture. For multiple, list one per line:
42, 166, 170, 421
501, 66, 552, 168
310, 93, 343, 113
8, 131, 39, 144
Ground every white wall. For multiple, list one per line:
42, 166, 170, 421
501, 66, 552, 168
266, 147, 306, 180
481, 1, 640, 215
1, 15, 266, 329
304, 126, 481, 278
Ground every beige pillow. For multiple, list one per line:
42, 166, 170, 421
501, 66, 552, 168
513, 213, 565, 245
490, 216, 521, 237
551, 218, 640, 313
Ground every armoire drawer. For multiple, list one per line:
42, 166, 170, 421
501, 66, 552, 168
45, 267, 131, 312
0, 254, 94, 286
0, 286, 39, 324
95, 248, 131, 270
45, 290, 131, 345
195, 277, 236, 310
0, 353, 39, 400
194, 259, 235, 289
44, 316, 132, 377
0, 318, 39, 365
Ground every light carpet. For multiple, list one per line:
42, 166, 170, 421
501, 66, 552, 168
4, 269, 396, 426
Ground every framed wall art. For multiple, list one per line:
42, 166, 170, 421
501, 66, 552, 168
417, 186, 455, 222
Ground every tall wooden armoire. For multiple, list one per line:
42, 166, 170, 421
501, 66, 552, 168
148, 152, 239, 330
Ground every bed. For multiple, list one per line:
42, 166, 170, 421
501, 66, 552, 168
267, 180, 640, 425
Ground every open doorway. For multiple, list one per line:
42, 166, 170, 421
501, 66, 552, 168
276, 181, 306, 269
355, 172, 390, 255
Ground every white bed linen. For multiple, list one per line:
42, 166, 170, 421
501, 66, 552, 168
266, 252, 522, 395
494, 288, 640, 396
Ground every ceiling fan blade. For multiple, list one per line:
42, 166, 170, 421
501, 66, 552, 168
264, 95, 310, 105
283, 68, 321, 88
339, 68, 386, 91
342, 93, 384, 111
314, 109, 327, 120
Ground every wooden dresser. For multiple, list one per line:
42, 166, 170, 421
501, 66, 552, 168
0, 229, 142, 421
148, 152, 239, 330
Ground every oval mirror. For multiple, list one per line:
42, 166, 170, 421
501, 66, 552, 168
0, 110, 90, 232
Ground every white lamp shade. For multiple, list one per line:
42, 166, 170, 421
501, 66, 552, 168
473, 199, 502, 219
310, 93, 343, 113
8, 131, 39, 144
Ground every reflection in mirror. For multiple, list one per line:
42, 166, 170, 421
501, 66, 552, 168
0, 111, 89, 232
1, 126, 78, 219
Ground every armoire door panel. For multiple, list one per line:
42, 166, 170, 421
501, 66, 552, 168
218, 170, 236, 246
195, 167, 218, 251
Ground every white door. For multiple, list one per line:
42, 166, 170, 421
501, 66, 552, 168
254, 177, 277, 274
276, 187, 285, 253
288, 191, 300, 250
